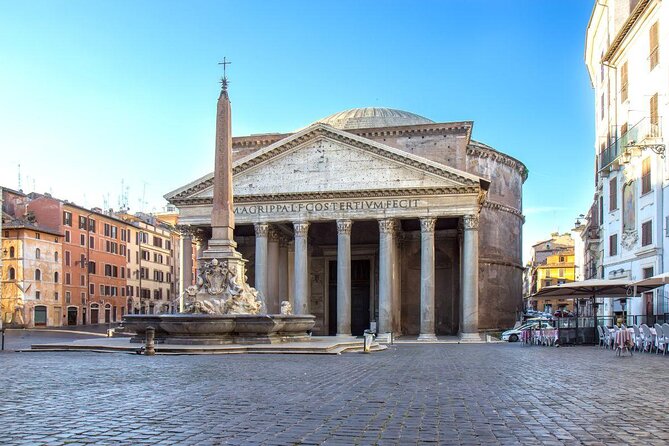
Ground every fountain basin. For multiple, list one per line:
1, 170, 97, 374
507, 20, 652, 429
121, 314, 316, 345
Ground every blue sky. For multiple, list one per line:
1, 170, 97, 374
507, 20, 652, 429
0, 0, 595, 261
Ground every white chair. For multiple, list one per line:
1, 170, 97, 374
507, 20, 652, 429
654, 324, 666, 355
641, 324, 654, 353
603, 327, 613, 350
596, 326, 605, 348
632, 325, 643, 352
662, 324, 669, 356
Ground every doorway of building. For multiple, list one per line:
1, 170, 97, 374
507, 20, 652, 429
34, 306, 47, 326
90, 305, 99, 324
328, 259, 371, 336
67, 307, 78, 325
104, 305, 111, 324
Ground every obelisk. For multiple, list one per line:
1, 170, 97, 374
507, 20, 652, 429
201, 76, 242, 260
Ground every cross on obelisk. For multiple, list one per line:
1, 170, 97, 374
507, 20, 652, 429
218, 57, 231, 90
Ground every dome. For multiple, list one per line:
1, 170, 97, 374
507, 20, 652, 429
316, 107, 434, 130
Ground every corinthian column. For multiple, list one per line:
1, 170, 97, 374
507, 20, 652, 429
293, 222, 310, 315
336, 219, 352, 336
254, 223, 269, 302
267, 228, 280, 313
378, 219, 396, 335
460, 214, 481, 342
418, 217, 437, 341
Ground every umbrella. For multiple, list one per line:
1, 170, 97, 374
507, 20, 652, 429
532, 278, 634, 298
629, 272, 669, 292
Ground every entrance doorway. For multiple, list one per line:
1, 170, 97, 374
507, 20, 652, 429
328, 259, 371, 336
67, 307, 78, 325
34, 306, 47, 326
104, 305, 111, 323
90, 305, 99, 324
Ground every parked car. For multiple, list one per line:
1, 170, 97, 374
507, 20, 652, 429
553, 310, 574, 318
501, 319, 554, 342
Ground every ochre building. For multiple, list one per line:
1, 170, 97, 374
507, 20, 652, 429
167, 107, 527, 337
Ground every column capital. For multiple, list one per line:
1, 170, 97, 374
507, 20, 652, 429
420, 217, 437, 233
336, 219, 353, 235
254, 222, 269, 237
293, 221, 310, 237
462, 214, 480, 230
278, 235, 290, 247
378, 218, 397, 234
268, 227, 281, 242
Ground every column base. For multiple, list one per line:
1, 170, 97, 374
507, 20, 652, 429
458, 332, 485, 343
417, 333, 438, 342
375, 332, 394, 344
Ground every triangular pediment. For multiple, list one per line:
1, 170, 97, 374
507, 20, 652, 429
166, 124, 487, 204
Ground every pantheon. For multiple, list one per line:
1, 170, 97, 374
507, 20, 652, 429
167, 106, 527, 340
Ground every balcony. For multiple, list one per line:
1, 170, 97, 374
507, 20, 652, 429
598, 117, 663, 172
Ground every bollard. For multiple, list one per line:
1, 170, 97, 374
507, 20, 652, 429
363, 329, 375, 353
145, 326, 156, 356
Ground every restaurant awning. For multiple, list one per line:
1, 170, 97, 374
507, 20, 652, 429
532, 278, 657, 298
629, 272, 669, 289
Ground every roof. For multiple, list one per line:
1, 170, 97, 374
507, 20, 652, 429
315, 107, 434, 130
3, 221, 63, 237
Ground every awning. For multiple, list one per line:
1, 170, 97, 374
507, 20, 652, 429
629, 272, 669, 289
531, 278, 656, 298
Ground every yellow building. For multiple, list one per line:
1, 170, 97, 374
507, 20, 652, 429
533, 250, 576, 313
2, 222, 63, 327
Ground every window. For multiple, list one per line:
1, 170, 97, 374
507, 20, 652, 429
35, 233, 40, 240
141, 250, 150, 261
610, 177, 618, 210
90, 283, 95, 295
153, 236, 163, 248
111, 226, 117, 239
104, 223, 110, 237
80, 275, 85, 286
620, 62, 628, 102
80, 254, 86, 268
620, 122, 628, 137
35, 248, 40, 259
89, 236, 95, 249
610, 234, 618, 256
599, 196, 604, 225
558, 268, 565, 277
8, 267, 15, 280
65, 272, 71, 285
35, 269, 42, 281
88, 218, 96, 233
65, 291, 71, 304
88, 261, 96, 274
81, 292, 86, 305
642, 220, 653, 246
600, 93, 605, 120
650, 21, 659, 70
65, 230, 71, 243
55, 292, 59, 301
54, 251, 58, 262
9, 246, 14, 258
54, 272, 59, 283
80, 234, 86, 246
35, 291, 41, 300
650, 93, 659, 135
65, 251, 71, 266
545, 269, 551, 278
642, 158, 651, 194
643, 267, 654, 279
63, 211, 72, 226
559, 256, 565, 262
79, 216, 87, 229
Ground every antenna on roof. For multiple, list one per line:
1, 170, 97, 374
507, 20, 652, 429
17, 164, 21, 190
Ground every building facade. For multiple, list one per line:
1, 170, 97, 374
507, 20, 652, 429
586, 0, 669, 320
1, 222, 62, 327
167, 105, 527, 336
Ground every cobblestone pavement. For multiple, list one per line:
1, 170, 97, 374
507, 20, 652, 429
2, 342, 669, 445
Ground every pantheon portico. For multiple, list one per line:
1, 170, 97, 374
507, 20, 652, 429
167, 107, 527, 339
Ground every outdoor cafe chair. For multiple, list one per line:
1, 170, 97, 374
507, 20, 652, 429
655, 324, 666, 355
603, 327, 613, 350
641, 324, 654, 353
596, 326, 605, 348
632, 324, 643, 352
662, 324, 669, 355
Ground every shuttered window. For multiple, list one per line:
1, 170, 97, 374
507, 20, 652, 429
650, 93, 659, 135
642, 157, 651, 194
642, 220, 653, 246
620, 62, 628, 102
650, 21, 659, 70
610, 234, 618, 256
610, 177, 618, 210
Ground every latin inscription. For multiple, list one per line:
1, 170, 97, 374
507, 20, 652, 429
234, 199, 420, 215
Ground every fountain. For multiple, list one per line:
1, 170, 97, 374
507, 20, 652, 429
121, 69, 315, 345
